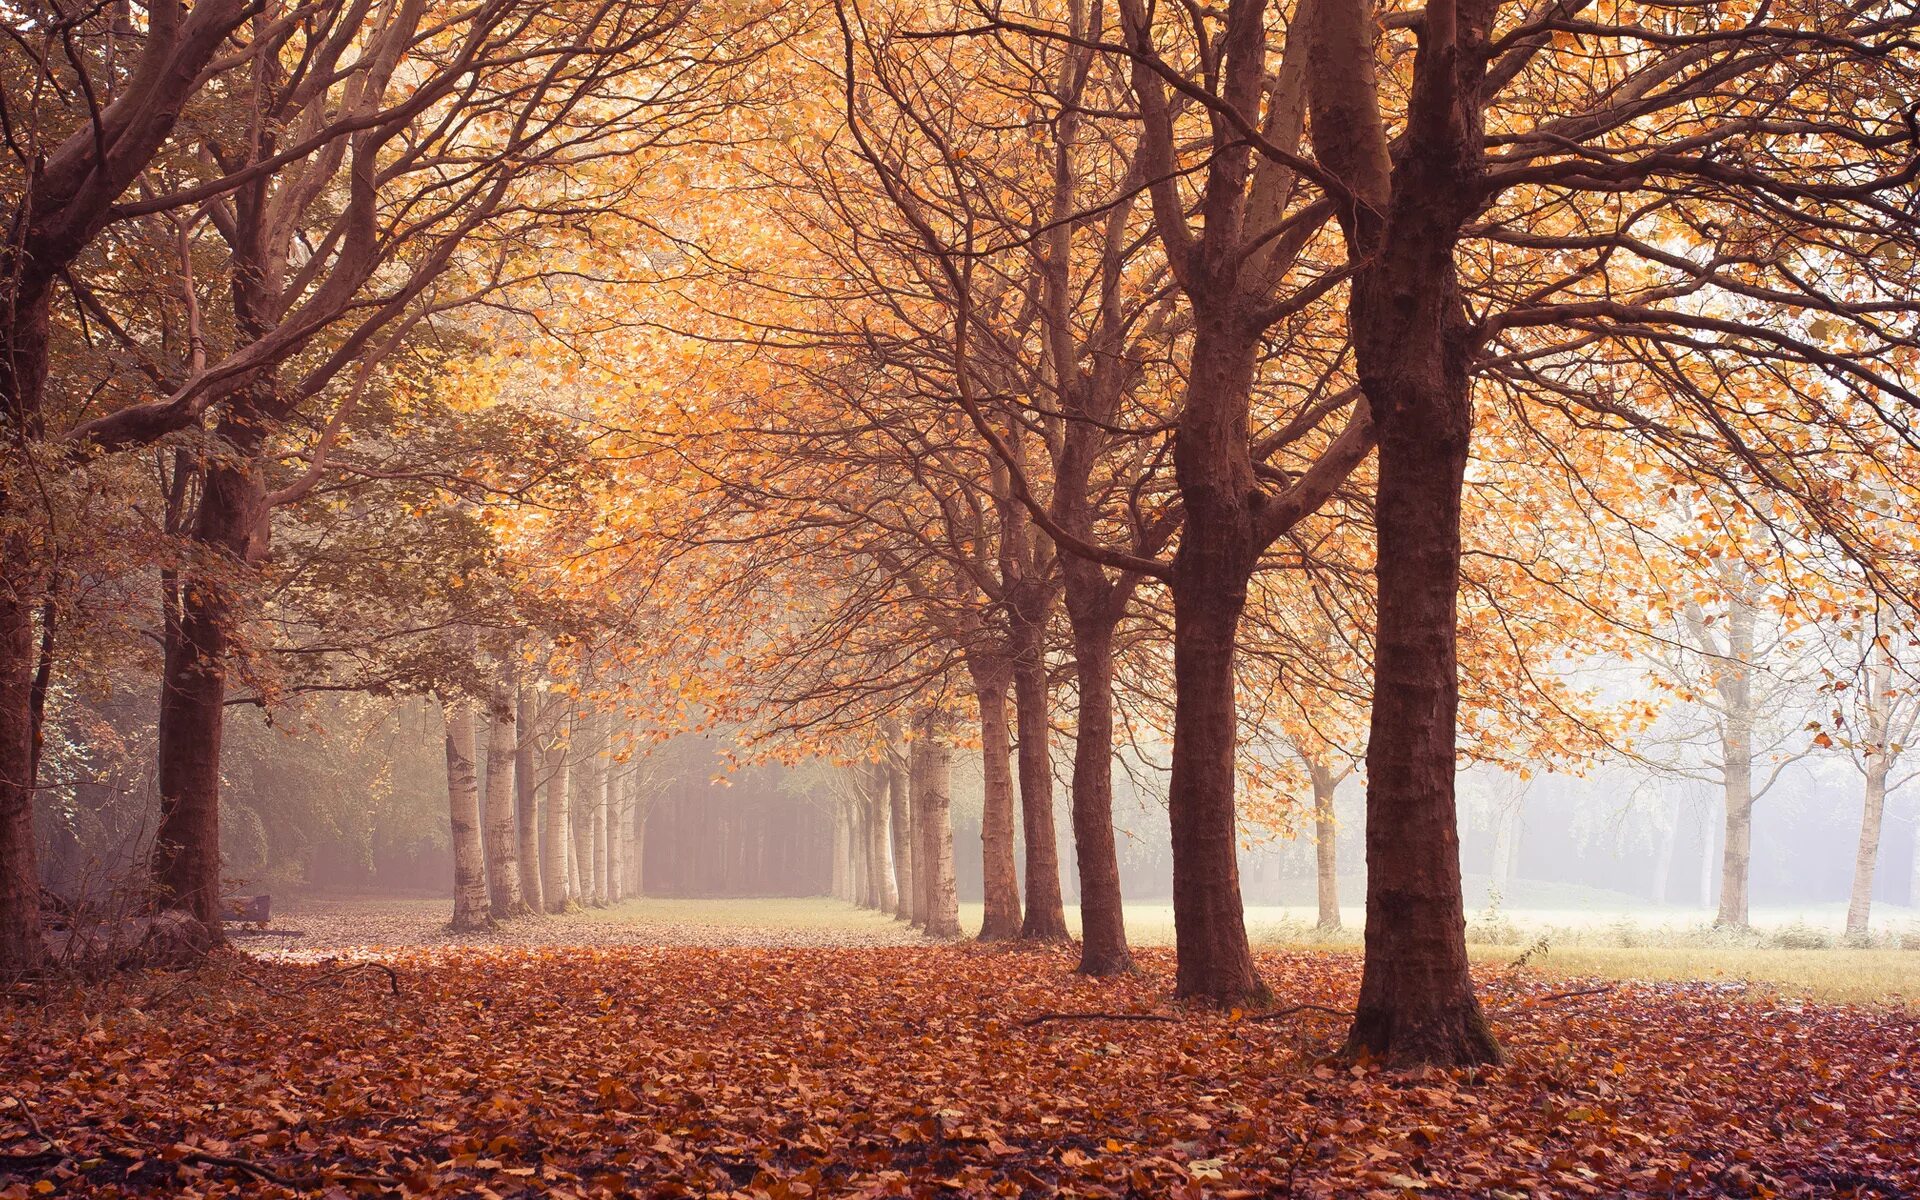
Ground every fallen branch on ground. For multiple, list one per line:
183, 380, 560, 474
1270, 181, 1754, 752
1245, 1003, 1353, 1022
1491, 985, 1615, 1013
231, 960, 401, 999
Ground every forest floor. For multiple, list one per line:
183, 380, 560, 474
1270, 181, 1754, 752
3, 934, 1917, 1199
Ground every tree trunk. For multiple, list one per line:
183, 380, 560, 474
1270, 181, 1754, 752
1311, 761, 1341, 931
910, 735, 933, 928
542, 723, 572, 912
832, 805, 851, 901
515, 685, 544, 913
1846, 757, 1888, 938
606, 771, 625, 907
1065, 605, 1132, 974
572, 712, 600, 906
869, 762, 897, 912
1345, 215, 1500, 1067
152, 428, 269, 945
1490, 799, 1520, 893
592, 759, 610, 907
631, 796, 649, 897
921, 733, 961, 938
0, 0, 256, 972
1716, 722, 1755, 928
850, 799, 869, 905
1161, 317, 1266, 1005
443, 698, 491, 931
1012, 628, 1069, 940
567, 821, 582, 901
888, 749, 913, 922
1653, 801, 1678, 905
1166, 518, 1263, 1001
971, 662, 1023, 939
0, 586, 42, 972
1712, 591, 1759, 929
483, 678, 527, 917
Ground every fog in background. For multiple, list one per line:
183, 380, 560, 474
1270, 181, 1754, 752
37, 676, 1918, 929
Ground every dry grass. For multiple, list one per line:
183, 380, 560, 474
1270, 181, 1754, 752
1468, 942, 1920, 1007
275, 894, 1920, 1007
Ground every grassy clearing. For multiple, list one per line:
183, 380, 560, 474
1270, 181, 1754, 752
282, 892, 1920, 1006
957, 901, 1920, 1006
1464, 942, 1920, 1007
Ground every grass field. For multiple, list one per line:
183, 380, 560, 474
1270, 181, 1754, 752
276, 892, 1920, 1007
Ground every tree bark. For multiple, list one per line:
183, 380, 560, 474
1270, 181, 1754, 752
1305, 0, 1502, 1066
1166, 562, 1262, 1002
1310, 760, 1341, 931
592, 758, 610, 907
1490, 797, 1520, 893
515, 685, 545, 913
483, 677, 527, 917
910, 734, 934, 928
869, 761, 897, 911
567, 820, 582, 902
1846, 758, 1887, 938
1064, 605, 1132, 973
1011, 620, 1069, 940
572, 711, 601, 906
1716, 719, 1755, 928
443, 698, 491, 931
1712, 594, 1758, 929
832, 804, 851, 901
631, 794, 650, 897
1341, 154, 1500, 1069
970, 660, 1023, 939
920, 732, 961, 938
1346, 337, 1497, 1065
849, 799, 869, 905
541, 713, 572, 912
1163, 332, 1267, 1000
1653, 803, 1679, 905
151, 416, 271, 944
606, 770, 626, 907
888, 747, 914, 922
0, 590, 42, 971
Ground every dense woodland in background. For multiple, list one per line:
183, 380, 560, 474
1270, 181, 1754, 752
3, 0, 1920, 1070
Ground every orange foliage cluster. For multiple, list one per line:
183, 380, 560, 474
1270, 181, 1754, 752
2, 949, 1914, 1198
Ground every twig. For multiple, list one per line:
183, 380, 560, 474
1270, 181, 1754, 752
1245, 1004, 1353, 1022
296, 962, 401, 997
173, 1146, 395, 1188
4, 1091, 48, 1144
229, 960, 401, 999
1494, 984, 1615, 1012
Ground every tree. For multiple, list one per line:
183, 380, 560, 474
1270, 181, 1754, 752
0, 0, 257, 972
484, 662, 530, 916
912, 718, 961, 939
541, 700, 574, 912
1829, 613, 1920, 939
442, 696, 492, 931
515, 682, 547, 913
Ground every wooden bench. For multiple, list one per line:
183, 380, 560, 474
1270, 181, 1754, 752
222, 894, 272, 928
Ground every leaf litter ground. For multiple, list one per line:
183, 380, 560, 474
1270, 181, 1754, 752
2, 943, 1915, 1198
